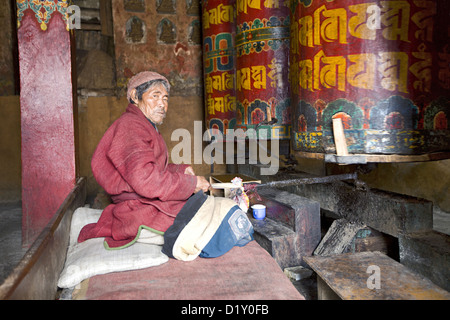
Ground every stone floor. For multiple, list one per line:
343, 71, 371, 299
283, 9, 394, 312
1, 201, 449, 299
0, 202, 27, 285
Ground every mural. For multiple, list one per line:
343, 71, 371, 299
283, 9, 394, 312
124, 0, 146, 12
290, 0, 450, 154
157, 18, 176, 44
125, 16, 146, 44
114, 0, 203, 96
157, 0, 176, 14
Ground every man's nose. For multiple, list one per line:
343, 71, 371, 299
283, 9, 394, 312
157, 98, 165, 107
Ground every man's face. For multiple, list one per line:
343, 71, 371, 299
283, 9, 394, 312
137, 83, 169, 125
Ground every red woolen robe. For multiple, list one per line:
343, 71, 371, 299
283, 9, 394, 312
78, 103, 197, 248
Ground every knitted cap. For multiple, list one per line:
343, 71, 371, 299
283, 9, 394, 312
126, 71, 170, 101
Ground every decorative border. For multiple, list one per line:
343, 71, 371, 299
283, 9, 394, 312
236, 16, 290, 56
292, 96, 450, 154
291, 0, 334, 9
17, 0, 71, 31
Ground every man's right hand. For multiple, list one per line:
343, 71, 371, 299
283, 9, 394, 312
194, 176, 211, 193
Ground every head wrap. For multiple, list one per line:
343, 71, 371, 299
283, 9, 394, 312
126, 71, 171, 102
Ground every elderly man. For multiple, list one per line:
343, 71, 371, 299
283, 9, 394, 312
78, 71, 210, 249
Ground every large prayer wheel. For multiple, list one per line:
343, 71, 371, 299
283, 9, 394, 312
235, 0, 291, 140
290, 0, 450, 155
202, 0, 237, 135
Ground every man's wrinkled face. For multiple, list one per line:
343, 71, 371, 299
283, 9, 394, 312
137, 83, 169, 125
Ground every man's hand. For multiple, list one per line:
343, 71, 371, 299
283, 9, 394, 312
184, 166, 195, 176
185, 166, 210, 193
194, 176, 211, 193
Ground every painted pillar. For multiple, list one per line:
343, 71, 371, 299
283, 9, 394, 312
291, 0, 450, 155
235, 0, 291, 140
202, 0, 237, 136
16, 1, 76, 246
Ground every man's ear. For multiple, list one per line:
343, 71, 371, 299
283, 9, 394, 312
130, 88, 138, 104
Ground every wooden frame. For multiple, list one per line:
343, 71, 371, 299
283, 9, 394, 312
294, 151, 450, 165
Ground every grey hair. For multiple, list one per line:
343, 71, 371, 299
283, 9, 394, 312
130, 79, 170, 104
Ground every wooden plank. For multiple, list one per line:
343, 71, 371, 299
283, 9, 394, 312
325, 152, 450, 164
249, 214, 297, 267
314, 218, 399, 258
293, 151, 325, 160
314, 218, 366, 256
332, 118, 349, 156
99, 0, 113, 36
294, 151, 450, 164
399, 231, 450, 292
0, 178, 86, 300
295, 181, 433, 238
209, 174, 260, 198
246, 187, 321, 269
81, 23, 102, 31
305, 251, 450, 300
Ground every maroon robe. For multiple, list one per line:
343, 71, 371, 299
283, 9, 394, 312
78, 104, 197, 248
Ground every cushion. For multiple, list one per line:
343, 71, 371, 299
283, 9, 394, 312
57, 207, 169, 289
162, 193, 253, 261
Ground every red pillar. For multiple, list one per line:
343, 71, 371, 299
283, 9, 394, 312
17, 4, 76, 247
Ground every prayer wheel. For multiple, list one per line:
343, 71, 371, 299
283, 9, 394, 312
202, 0, 237, 136
290, 0, 450, 155
235, 0, 291, 140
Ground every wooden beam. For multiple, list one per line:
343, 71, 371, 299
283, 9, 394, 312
314, 219, 366, 256
294, 181, 433, 238
81, 23, 102, 31
99, 0, 113, 36
293, 151, 450, 164
0, 178, 86, 300
325, 152, 450, 164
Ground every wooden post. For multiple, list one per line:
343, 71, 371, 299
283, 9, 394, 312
17, 3, 77, 247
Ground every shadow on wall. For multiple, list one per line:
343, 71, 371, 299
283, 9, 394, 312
360, 160, 450, 212
0, 96, 21, 203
